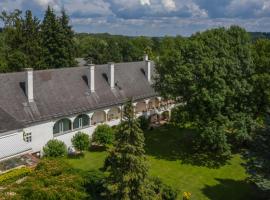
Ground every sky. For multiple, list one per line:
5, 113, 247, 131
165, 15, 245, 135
0, 0, 270, 36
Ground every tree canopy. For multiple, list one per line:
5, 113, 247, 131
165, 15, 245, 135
246, 115, 270, 196
155, 26, 257, 155
0, 7, 76, 72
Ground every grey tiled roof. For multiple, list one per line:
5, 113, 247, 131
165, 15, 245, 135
0, 108, 23, 133
0, 61, 156, 133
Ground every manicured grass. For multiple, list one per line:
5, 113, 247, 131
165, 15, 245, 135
67, 151, 107, 171
66, 125, 257, 200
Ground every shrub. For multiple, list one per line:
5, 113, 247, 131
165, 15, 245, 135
138, 116, 150, 130
72, 132, 90, 152
0, 167, 32, 186
82, 170, 106, 199
43, 139, 67, 157
92, 124, 115, 146
149, 177, 178, 200
10, 159, 87, 200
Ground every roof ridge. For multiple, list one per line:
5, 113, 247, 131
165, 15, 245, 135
0, 61, 146, 76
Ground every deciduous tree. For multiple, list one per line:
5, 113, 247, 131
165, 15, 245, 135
155, 26, 255, 155
246, 115, 270, 197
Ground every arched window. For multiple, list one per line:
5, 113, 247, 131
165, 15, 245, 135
53, 118, 72, 134
73, 114, 90, 129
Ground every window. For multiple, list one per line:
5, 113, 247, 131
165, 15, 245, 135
79, 118, 83, 128
23, 132, 32, 143
73, 114, 90, 129
53, 118, 72, 134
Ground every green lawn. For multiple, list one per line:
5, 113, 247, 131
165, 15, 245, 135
66, 125, 257, 200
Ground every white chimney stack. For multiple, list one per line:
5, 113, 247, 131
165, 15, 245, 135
108, 62, 115, 89
144, 55, 151, 83
25, 68, 34, 102
144, 54, 148, 61
88, 64, 95, 92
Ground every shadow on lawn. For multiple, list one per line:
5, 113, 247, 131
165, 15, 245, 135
144, 124, 229, 168
201, 178, 259, 200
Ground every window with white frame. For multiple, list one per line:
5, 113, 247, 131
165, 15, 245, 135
78, 118, 83, 128
59, 121, 64, 132
23, 132, 32, 142
73, 114, 90, 129
53, 118, 72, 134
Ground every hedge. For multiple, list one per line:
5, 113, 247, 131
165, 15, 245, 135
0, 167, 32, 185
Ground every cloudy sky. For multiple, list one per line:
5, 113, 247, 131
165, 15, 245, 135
0, 0, 270, 36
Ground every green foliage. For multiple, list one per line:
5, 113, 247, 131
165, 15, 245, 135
0, 10, 44, 71
41, 6, 76, 68
137, 116, 150, 130
0, 32, 8, 72
82, 170, 106, 200
77, 33, 157, 64
72, 132, 90, 152
0, 167, 32, 186
198, 120, 231, 157
246, 115, 270, 196
0, 8, 76, 72
252, 39, 270, 114
228, 113, 256, 147
148, 177, 178, 200
155, 26, 256, 156
43, 139, 67, 158
92, 124, 115, 146
5, 159, 87, 200
103, 101, 153, 200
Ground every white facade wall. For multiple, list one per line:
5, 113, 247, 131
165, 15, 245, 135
54, 125, 96, 147
24, 121, 54, 153
0, 131, 31, 161
0, 98, 175, 161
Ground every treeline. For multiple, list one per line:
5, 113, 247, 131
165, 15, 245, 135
74, 33, 162, 64
75, 31, 270, 63
250, 32, 270, 40
0, 7, 75, 72
1, 8, 270, 73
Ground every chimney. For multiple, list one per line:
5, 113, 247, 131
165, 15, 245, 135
25, 68, 34, 102
144, 54, 148, 61
87, 64, 95, 92
144, 55, 151, 83
108, 62, 115, 89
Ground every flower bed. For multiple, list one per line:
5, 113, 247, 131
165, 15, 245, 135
0, 167, 32, 186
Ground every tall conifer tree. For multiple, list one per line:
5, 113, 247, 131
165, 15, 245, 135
59, 9, 76, 67
103, 101, 150, 200
41, 6, 61, 68
0, 10, 43, 71
41, 6, 75, 68
22, 10, 43, 69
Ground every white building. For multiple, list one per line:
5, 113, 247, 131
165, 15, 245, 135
0, 56, 175, 161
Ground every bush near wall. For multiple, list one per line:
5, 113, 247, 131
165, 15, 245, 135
72, 132, 90, 152
0, 167, 32, 186
43, 139, 67, 157
92, 124, 115, 146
